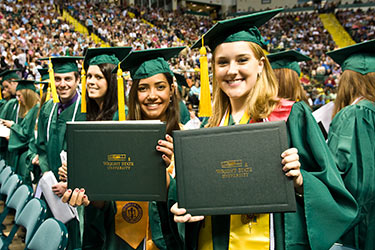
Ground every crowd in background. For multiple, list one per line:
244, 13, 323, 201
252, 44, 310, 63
1, 0, 374, 112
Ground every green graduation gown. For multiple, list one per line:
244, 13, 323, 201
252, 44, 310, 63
179, 101, 190, 125
166, 101, 358, 250
25, 101, 51, 184
8, 103, 40, 185
37, 98, 86, 250
327, 99, 375, 250
0, 99, 8, 114
0, 98, 19, 164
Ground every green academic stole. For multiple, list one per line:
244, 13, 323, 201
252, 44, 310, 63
198, 109, 270, 250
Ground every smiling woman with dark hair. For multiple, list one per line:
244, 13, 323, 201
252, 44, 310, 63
62, 47, 184, 250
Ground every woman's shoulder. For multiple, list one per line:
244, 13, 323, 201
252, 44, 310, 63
334, 99, 375, 122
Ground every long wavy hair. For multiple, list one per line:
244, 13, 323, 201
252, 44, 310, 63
208, 41, 280, 127
127, 73, 180, 134
86, 63, 119, 121
333, 70, 375, 117
273, 68, 309, 105
18, 89, 40, 118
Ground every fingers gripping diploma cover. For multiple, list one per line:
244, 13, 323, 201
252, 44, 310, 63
173, 121, 296, 216
67, 121, 167, 201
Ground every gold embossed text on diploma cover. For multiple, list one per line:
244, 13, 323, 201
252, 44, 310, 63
67, 121, 166, 201
173, 121, 296, 215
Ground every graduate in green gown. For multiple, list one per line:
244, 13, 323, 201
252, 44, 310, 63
0, 84, 13, 114
63, 47, 184, 250
0, 69, 21, 162
174, 73, 191, 125
168, 9, 358, 250
25, 68, 51, 185
326, 39, 375, 250
267, 50, 311, 106
36, 56, 86, 250
1, 80, 39, 185
56, 47, 132, 249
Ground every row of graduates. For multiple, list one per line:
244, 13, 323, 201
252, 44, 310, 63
0, 7, 374, 250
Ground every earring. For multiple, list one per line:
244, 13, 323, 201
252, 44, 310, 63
170, 95, 173, 103
257, 72, 261, 79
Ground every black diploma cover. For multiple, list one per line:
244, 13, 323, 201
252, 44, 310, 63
67, 121, 166, 201
173, 121, 296, 215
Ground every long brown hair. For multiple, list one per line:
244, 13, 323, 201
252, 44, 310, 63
333, 70, 375, 117
127, 73, 180, 134
86, 63, 119, 121
208, 41, 280, 127
273, 68, 309, 105
18, 89, 40, 118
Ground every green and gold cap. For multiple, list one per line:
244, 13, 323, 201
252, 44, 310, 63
267, 50, 311, 75
327, 39, 375, 75
83, 47, 132, 71
39, 56, 84, 73
191, 8, 283, 51
174, 73, 189, 88
114, 47, 185, 80
0, 69, 21, 83
174, 72, 189, 94
36, 68, 50, 82
14, 80, 36, 92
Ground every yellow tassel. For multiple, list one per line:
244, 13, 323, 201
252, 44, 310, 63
0, 87, 2, 100
81, 62, 87, 113
117, 63, 126, 121
48, 58, 59, 103
198, 36, 212, 117
39, 84, 43, 99
46, 86, 51, 101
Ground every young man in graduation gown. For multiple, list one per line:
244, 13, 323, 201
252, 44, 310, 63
37, 56, 86, 250
0, 69, 21, 164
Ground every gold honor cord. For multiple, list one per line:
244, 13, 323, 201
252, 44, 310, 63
48, 58, 59, 103
224, 109, 251, 125
117, 63, 126, 121
80, 62, 87, 113
39, 84, 43, 99
225, 112, 270, 250
198, 35, 212, 117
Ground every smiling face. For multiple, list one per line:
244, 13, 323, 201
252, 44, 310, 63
86, 65, 108, 106
137, 73, 173, 121
54, 71, 79, 103
3, 80, 18, 96
213, 41, 264, 105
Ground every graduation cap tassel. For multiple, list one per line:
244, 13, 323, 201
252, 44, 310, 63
0, 88, 2, 100
81, 62, 87, 113
46, 85, 51, 102
198, 35, 212, 117
117, 63, 126, 121
48, 58, 59, 103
